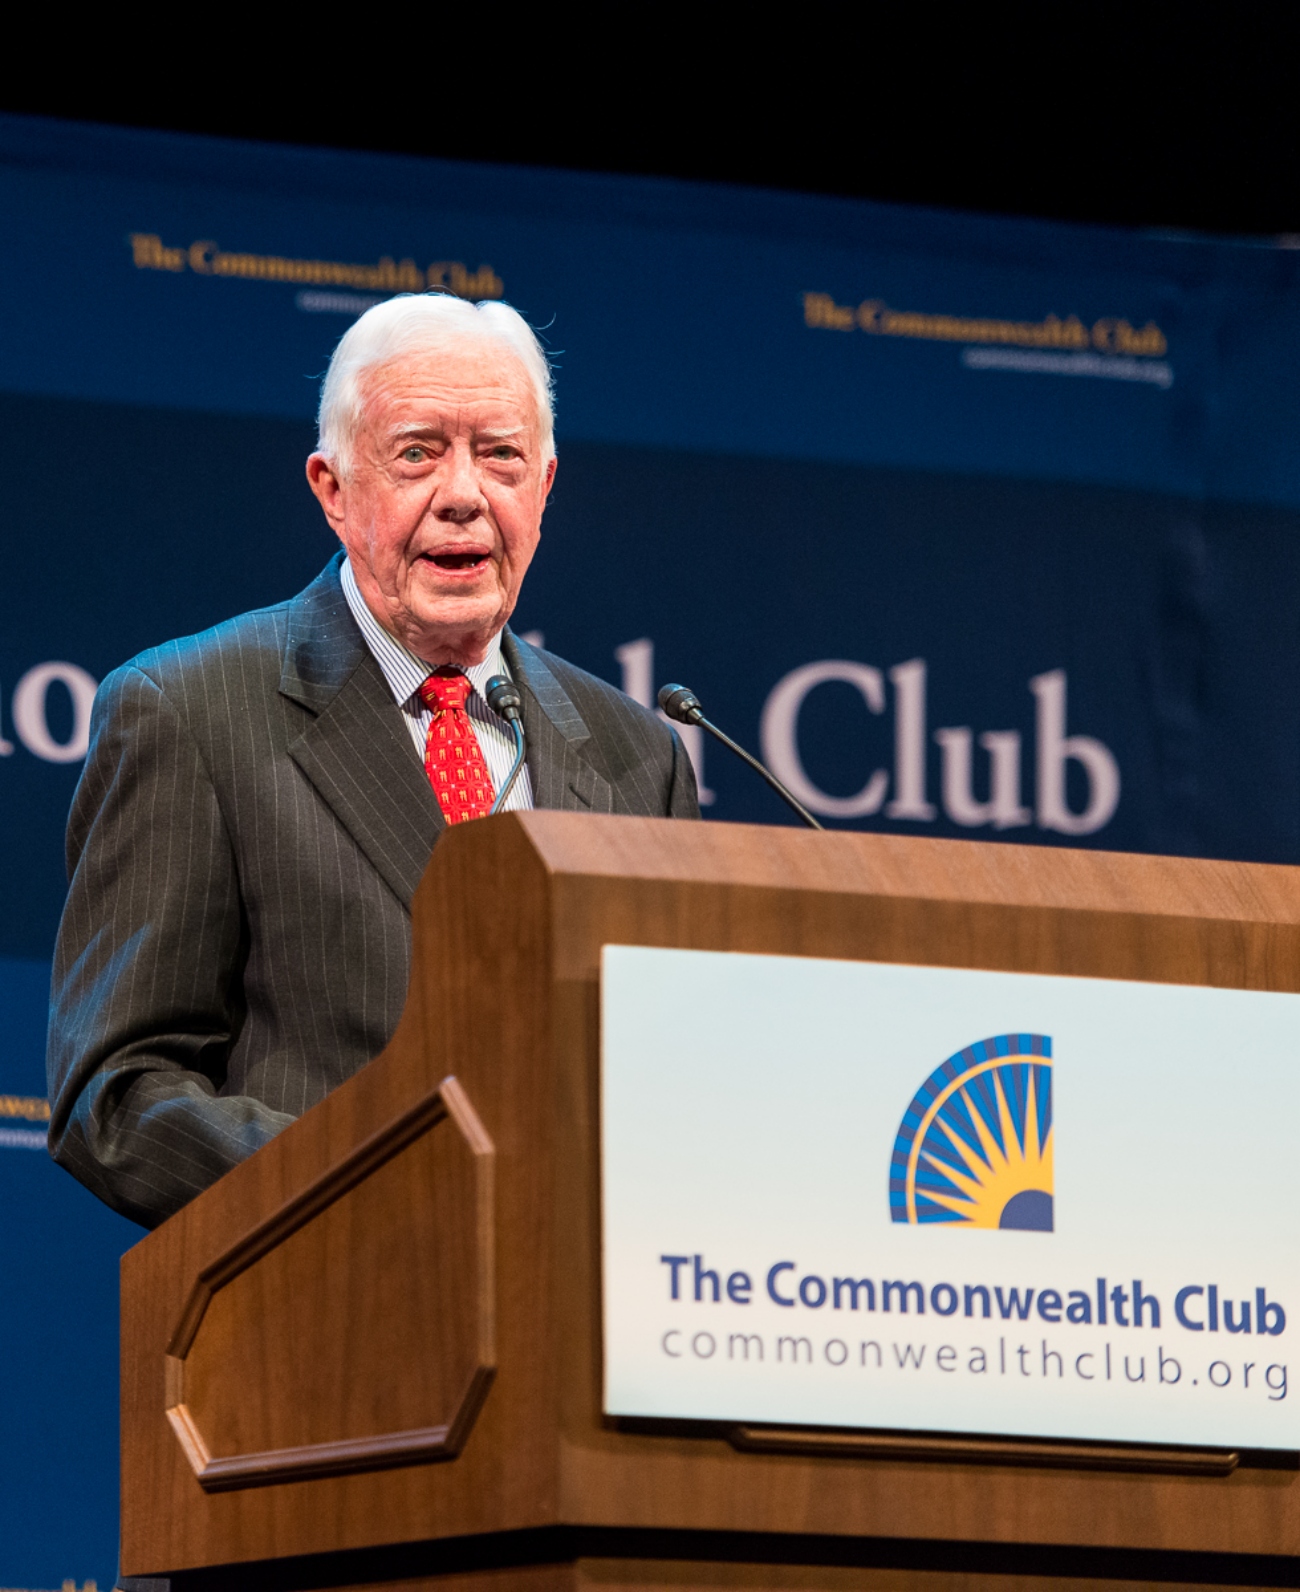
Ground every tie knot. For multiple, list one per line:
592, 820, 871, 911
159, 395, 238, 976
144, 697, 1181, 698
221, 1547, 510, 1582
419, 670, 471, 715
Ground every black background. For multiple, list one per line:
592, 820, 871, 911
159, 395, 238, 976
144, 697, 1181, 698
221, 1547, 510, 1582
2, 9, 1297, 237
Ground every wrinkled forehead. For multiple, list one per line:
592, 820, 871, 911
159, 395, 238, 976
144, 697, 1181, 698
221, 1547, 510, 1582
356, 334, 540, 438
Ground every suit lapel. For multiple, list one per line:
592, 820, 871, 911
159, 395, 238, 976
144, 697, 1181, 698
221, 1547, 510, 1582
503, 631, 614, 814
281, 558, 442, 908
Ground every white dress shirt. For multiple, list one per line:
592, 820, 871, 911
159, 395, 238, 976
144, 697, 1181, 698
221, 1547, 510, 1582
340, 557, 535, 813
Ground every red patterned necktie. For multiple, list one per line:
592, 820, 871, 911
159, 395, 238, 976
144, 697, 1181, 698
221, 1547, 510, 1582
418, 670, 497, 824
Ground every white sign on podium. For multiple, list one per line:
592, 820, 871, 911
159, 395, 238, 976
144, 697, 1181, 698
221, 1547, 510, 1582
601, 945, 1299, 1451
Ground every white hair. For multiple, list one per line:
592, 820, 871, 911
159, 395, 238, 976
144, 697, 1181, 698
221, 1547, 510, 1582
316, 293, 555, 476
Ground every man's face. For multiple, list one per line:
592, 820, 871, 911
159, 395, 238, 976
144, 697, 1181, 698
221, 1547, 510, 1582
307, 335, 556, 666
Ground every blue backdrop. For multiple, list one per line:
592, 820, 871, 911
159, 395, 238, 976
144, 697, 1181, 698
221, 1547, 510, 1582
2, 113, 1300, 1585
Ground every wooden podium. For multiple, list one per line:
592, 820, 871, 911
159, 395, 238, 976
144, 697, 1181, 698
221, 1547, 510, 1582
120, 812, 1300, 1590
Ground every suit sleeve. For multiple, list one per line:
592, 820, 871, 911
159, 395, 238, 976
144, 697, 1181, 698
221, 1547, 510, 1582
46, 664, 292, 1228
667, 724, 702, 819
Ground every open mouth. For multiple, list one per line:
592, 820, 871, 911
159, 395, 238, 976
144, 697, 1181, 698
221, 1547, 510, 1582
425, 551, 490, 572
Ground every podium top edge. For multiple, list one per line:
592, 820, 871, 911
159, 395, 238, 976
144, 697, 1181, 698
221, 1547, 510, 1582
461, 811, 1300, 927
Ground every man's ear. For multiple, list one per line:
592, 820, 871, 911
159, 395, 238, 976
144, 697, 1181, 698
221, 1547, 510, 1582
306, 453, 347, 537
541, 454, 558, 504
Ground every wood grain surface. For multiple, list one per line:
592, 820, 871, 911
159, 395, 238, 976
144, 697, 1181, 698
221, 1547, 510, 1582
165, 1075, 495, 1490
119, 814, 1300, 1579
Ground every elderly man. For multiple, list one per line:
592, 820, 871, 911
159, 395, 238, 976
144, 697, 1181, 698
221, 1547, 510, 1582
46, 294, 699, 1228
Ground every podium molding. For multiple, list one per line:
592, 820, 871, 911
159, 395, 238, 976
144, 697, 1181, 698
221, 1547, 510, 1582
163, 1075, 495, 1493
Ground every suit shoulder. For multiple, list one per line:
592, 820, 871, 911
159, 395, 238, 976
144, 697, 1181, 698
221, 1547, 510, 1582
115, 557, 346, 700
523, 645, 673, 742
116, 599, 295, 697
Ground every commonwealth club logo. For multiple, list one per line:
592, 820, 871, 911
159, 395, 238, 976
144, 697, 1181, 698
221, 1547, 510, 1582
889, 1033, 1054, 1230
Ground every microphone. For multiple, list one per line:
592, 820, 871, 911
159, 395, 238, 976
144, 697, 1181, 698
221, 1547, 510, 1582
656, 684, 824, 831
486, 675, 528, 815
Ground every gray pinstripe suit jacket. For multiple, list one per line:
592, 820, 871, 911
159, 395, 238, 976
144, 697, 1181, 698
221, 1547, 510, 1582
46, 555, 699, 1227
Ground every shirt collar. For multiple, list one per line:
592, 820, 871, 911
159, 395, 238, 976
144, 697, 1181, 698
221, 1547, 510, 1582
340, 556, 509, 709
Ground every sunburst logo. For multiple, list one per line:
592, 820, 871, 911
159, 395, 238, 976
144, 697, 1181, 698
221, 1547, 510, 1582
889, 1033, 1053, 1230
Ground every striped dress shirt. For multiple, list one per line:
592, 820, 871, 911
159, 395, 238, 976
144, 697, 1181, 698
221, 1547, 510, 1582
340, 557, 535, 812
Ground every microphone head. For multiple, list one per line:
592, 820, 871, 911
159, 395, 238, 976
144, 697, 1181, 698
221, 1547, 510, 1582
657, 683, 704, 724
486, 674, 523, 721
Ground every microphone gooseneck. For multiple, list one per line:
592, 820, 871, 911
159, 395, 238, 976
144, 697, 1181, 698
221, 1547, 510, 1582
656, 683, 824, 831
486, 674, 528, 815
